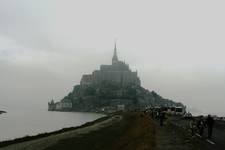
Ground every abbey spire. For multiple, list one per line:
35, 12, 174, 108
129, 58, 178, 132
112, 42, 119, 64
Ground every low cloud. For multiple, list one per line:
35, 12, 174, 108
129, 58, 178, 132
0, 0, 225, 116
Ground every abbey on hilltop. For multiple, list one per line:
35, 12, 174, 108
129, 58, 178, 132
80, 43, 140, 87
48, 44, 184, 113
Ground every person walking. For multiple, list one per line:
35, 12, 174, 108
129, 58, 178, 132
160, 111, 165, 126
189, 118, 195, 136
197, 116, 205, 137
206, 114, 214, 139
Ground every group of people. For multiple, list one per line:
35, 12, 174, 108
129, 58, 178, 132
148, 109, 166, 126
147, 108, 215, 139
190, 114, 215, 139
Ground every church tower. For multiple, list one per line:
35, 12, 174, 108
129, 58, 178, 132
112, 42, 118, 64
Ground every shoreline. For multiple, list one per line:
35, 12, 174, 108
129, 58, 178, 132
1, 112, 224, 150
0, 115, 109, 148
0, 109, 105, 142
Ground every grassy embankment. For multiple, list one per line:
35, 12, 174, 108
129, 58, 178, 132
0, 116, 109, 148
44, 113, 156, 150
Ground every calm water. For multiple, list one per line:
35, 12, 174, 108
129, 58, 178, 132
0, 108, 104, 141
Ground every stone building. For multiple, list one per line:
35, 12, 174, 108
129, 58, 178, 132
48, 99, 72, 111
55, 101, 72, 111
48, 99, 55, 111
80, 43, 141, 86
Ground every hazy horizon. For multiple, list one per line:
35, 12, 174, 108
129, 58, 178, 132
0, 0, 225, 116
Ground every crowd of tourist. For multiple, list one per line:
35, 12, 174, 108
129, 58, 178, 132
147, 108, 215, 140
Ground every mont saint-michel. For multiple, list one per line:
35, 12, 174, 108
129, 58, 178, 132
48, 44, 184, 112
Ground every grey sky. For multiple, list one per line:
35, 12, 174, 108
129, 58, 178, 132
0, 0, 225, 116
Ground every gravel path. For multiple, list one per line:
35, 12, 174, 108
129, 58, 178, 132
0, 115, 122, 150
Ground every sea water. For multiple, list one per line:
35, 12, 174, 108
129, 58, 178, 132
0, 108, 104, 141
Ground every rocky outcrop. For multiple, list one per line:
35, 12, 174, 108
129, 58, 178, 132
58, 82, 184, 112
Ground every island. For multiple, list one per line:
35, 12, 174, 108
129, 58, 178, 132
48, 44, 184, 113
2, 45, 224, 150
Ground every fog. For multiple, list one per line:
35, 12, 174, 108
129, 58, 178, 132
0, 0, 225, 116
